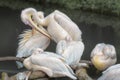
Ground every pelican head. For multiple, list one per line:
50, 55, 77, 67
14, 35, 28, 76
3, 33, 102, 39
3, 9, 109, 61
21, 8, 51, 38
21, 8, 36, 26
91, 43, 117, 71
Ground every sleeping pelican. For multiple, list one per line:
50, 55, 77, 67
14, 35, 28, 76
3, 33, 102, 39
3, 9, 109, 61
23, 48, 77, 80
56, 37, 84, 69
98, 64, 120, 80
91, 43, 117, 71
16, 8, 50, 68
36, 9, 82, 43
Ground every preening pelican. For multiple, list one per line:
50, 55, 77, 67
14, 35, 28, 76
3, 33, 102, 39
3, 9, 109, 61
56, 37, 84, 68
98, 64, 120, 80
20, 8, 51, 38
36, 10, 82, 43
23, 48, 77, 80
16, 8, 50, 68
91, 43, 117, 71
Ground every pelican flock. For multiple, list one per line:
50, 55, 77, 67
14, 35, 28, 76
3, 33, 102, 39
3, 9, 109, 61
15, 7, 119, 80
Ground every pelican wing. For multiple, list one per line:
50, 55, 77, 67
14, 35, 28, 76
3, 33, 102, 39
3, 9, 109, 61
43, 52, 66, 62
98, 64, 120, 80
16, 29, 50, 68
30, 53, 76, 79
31, 64, 53, 77
103, 64, 120, 74
62, 41, 84, 65
30, 53, 67, 72
56, 40, 67, 55
17, 29, 50, 58
56, 40, 84, 65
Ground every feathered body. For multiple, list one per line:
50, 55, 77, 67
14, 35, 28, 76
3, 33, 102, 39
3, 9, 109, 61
23, 48, 77, 79
17, 29, 50, 57
16, 29, 50, 68
91, 43, 117, 70
98, 64, 120, 80
56, 40, 84, 68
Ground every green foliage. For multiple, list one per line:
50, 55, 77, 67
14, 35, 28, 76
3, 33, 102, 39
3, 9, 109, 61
0, 0, 42, 10
50, 0, 81, 9
0, 0, 120, 35
1, 0, 120, 15
50, 0, 120, 15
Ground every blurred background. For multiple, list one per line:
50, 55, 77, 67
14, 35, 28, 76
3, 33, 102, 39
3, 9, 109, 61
0, 0, 120, 78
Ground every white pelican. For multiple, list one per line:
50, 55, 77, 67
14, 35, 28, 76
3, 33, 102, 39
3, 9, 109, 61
56, 37, 84, 68
23, 48, 77, 80
91, 43, 117, 71
36, 10, 82, 43
16, 8, 50, 68
98, 64, 120, 80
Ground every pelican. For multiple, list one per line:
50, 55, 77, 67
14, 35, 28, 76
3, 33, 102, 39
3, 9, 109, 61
23, 48, 77, 80
16, 8, 50, 68
36, 9, 82, 43
98, 64, 120, 80
91, 43, 117, 71
56, 37, 84, 69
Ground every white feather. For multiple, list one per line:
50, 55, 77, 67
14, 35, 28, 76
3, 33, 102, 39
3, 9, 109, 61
37, 10, 82, 43
56, 40, 84, 66
23, 49, 77, 79
98, 64, 120, 80
91, 43, 117, 70
16, 30, 50, 68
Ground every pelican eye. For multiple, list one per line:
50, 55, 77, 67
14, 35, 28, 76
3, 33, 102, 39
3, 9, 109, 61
30, 15, 38, 26
31, 15, 34, 21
